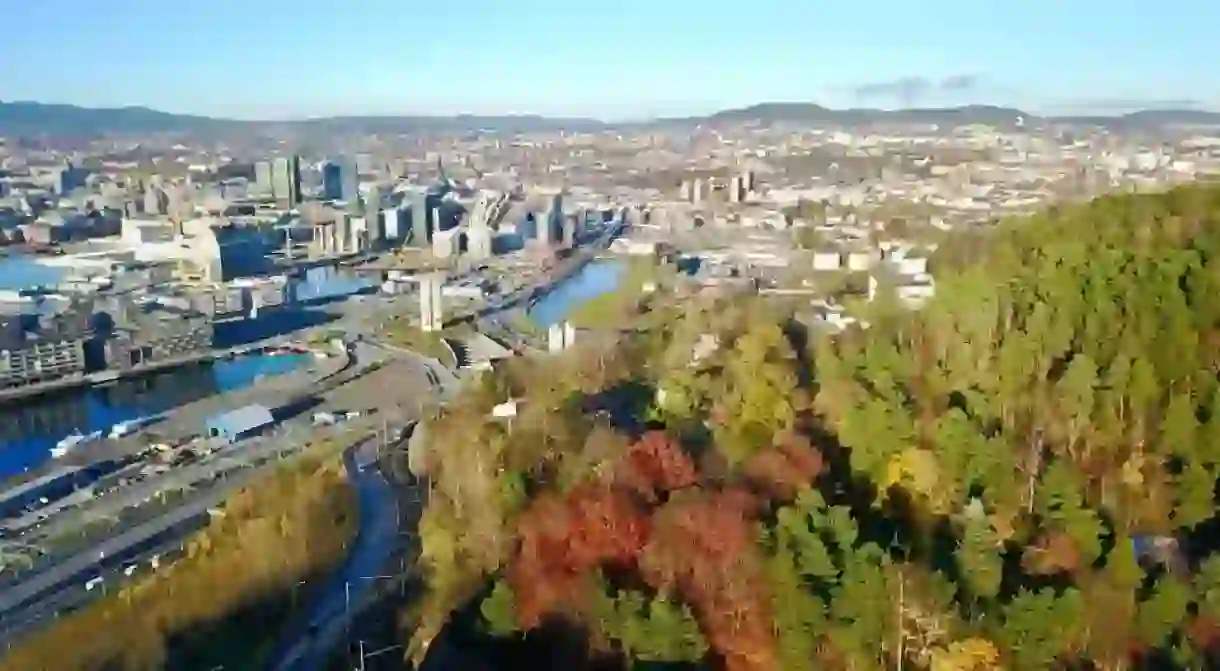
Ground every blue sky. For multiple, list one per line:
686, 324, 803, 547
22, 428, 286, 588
2, 0, 1216, 119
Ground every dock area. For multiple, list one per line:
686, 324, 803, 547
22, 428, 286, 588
59, 351, 349, 467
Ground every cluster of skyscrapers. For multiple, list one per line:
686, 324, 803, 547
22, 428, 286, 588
253, 156, 302, 207
679, 170, 757, 205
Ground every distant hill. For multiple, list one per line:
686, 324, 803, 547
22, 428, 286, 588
698, 102, 1028, 126
691, 102, 1220, 129
0, 102, 606, 137
2, 100, 1218, 138
0, 101, 234, 136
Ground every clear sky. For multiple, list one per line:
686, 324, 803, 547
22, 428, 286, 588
3, 0, 1216, 120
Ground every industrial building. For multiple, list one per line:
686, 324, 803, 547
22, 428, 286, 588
205, 404, 276, 444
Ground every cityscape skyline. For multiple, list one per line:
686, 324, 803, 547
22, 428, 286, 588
4, 0, 1218, 120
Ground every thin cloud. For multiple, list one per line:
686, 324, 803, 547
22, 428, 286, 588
852, 77, 932, 104
940, 74, 983, 92
851, 75, 984, 105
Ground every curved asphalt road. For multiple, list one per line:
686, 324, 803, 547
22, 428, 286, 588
265, 437, 401, 671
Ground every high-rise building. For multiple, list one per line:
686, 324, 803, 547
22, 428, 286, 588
410, 194, 432, 247
271, 156, 302, 206
254, 161, 273, 196
420, 277, 435, 332
382, 206, 406, 242
536, 192, 565, 246
419, 273, 445, 332
561, 215, 576, 249
364, 184, 384, 213
551, 192, 565, 224
322, 157, 360, 203
143, 186, 169, 215
53, 163, 80, 194
729, 176, 743, 203
535, 210, 552, 245
321, 161, 342, 201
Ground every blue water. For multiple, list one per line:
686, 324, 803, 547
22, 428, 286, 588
293, 266, 377, 302
528, 260, 625, 327
0, 255, 67, 291
0, 353, 308, 479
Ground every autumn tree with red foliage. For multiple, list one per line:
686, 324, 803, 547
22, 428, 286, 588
610, 430, 699, 502
511, 485, 651, 628
743, 432, 825, 502
640, 492, 778, 671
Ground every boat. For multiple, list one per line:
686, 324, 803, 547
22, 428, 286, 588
52, 429, 102, 458
108, 419, 141, 439
109, 413, 165, 439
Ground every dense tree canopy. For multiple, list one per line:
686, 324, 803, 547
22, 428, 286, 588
412, 184, 1220, 670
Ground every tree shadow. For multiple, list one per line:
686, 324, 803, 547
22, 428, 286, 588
578, 380, 655, 440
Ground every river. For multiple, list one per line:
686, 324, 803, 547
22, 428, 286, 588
527, 259, 626, 326
0, 352, 308, 479
0, 255, 67, 291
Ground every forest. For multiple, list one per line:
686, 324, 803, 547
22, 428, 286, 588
1, 443, 356, 671
408, 183, 1220, 670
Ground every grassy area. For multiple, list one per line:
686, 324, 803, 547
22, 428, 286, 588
380, 318, 458, 368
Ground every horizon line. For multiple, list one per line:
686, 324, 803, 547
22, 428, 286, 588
2, 98, 1218, 125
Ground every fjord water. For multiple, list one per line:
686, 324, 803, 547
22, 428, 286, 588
0, 353, 307, 479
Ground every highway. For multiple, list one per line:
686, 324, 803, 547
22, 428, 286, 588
0, 533, 190, 648
0, 479, 224, 632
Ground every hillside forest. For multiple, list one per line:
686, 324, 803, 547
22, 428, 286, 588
409, 183, 1220, 670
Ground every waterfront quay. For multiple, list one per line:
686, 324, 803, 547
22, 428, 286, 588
0, 338, 292, 405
